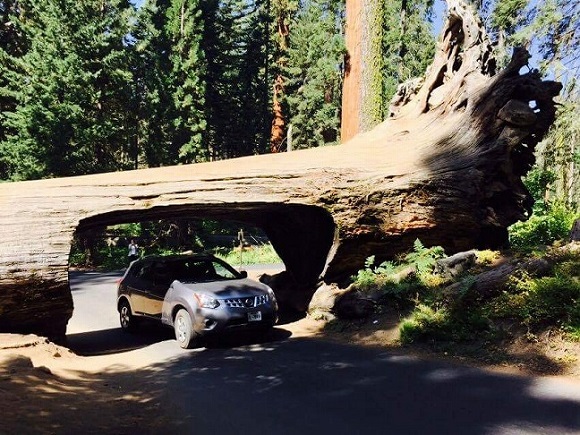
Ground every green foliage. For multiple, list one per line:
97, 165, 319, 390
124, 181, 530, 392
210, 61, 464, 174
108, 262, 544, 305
509, 204, 578, 250
485, 260, 580, 332
381, 0, 436, 109
351, 240, 447, 307
523, 168, 558, 213
536, 99, 580, 210
70, 220, 279, 270
131, 0, 176, 167
399, 305, 451, 343
399, 245, 580, 345
475, 250, 501, 265
404, 239, 446, 275
284, 0, 344, 148
567, 326, 580, 342
0, 0, 138, 180
214, 243, 282, 266
201, 0, 271, 159
166, 0, 207, 163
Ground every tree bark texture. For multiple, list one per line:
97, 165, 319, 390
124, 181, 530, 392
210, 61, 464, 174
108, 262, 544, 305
571, 219, 580, 241
0, 0, 561, 338
341, 0, 383, 142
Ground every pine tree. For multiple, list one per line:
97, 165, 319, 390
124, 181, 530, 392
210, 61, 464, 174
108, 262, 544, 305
284, 0, 344, 149
0, 0, 34, 178
0, 0, 137, 180
201, 0, 271, 160
166, 0, 207, 163
132, 0, 176, 167
488, 0, 528, 67
382, 0, 435, 113
524, 0, 579, 209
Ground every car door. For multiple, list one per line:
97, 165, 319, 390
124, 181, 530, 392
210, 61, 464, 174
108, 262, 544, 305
128, 262, 156, 315
139, 262, 171, 318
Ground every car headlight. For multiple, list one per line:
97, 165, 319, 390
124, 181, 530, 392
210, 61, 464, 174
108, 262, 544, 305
194, 293, 220, 309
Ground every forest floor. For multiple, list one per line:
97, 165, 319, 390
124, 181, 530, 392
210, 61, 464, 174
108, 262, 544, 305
303, 309, 580, 379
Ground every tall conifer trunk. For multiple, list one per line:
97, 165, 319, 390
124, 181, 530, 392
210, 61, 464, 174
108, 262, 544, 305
341, 0, 383, 142
270, 4, 291, 153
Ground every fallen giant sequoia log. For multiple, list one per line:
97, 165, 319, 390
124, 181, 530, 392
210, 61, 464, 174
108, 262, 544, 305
0, 0, 561, 338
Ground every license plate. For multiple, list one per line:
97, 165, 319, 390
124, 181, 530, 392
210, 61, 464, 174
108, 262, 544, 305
248, 311, 262, 322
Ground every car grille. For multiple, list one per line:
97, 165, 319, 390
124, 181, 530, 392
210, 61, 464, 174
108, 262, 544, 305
225, 295, 269, 308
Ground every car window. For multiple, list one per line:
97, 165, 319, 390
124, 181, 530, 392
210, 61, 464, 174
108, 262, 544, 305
170, 260, 204, 282
152, 263, 172, 286
169, 258, 240, 282
212, 260, 238, 280
138, 264, 154, 281
127, 262, 143, 278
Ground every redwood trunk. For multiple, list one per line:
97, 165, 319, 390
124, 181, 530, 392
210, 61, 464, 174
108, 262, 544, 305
341, 0, 383, 141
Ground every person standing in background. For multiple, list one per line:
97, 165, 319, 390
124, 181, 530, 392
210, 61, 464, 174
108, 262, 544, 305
128, 239, 139, 263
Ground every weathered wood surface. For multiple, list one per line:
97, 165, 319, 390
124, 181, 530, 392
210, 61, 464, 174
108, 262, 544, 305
0, 0, 561, 338
571, 219, 580, 241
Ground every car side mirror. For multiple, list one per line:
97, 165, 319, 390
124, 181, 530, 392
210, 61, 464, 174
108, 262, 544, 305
239, 270, 248, 278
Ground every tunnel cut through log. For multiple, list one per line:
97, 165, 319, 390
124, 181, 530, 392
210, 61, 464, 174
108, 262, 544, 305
76, 203, 337, 287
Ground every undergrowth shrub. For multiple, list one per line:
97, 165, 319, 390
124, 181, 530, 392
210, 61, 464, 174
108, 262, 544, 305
351, 240, 447, 307
399, 304, 489, 344
399, 246, 580, 344
509, 204, 578, 251
475, 250, 501, 265
400, 305, 450, 343
484, 256, 580, 335
404, 240, 446, 275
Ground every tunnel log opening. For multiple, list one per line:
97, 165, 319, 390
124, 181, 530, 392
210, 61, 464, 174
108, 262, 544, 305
73, 203, 337, 313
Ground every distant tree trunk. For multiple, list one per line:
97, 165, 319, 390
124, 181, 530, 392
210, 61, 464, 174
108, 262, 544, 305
78, 229, 101, 267
341, 0, 383, 142
270, 5, 291, 152
271, 75, 286, 152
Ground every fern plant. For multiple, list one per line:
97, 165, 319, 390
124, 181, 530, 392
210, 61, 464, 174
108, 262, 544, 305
405, 239, 446, 275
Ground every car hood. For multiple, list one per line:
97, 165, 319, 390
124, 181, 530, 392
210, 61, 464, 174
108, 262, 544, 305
174, 278, 271, 298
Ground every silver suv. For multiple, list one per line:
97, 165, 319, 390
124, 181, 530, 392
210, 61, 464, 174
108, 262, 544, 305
116, 254, 278, 348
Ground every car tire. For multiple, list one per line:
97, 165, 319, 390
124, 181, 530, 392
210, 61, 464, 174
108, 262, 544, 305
174, 309, 196, 349
119, 300, 137, 332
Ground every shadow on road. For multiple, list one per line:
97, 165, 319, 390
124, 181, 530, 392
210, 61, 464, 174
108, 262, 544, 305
66, 324, 173, 356
66, 324, 293, 356
203, 327, 292, 349
4, 336, 580, 434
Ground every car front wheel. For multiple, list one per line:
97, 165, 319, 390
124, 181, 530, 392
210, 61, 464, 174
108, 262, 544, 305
174, 309, 196, 349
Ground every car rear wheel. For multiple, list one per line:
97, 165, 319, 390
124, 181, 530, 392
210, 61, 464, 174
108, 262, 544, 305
174, 309, 196, 349
119, 300, 137, 332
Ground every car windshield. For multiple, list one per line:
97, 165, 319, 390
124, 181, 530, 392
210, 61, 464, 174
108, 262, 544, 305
171, 258, 240, 283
